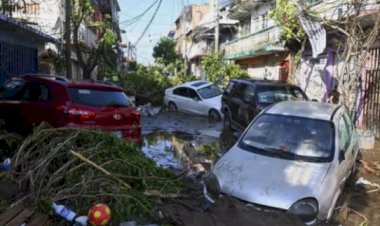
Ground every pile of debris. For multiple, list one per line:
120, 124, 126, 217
0, 124, 182, 224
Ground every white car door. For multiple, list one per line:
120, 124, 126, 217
172, 87, 189, 112
186, 88, 205, 115
336, 115, 352, 188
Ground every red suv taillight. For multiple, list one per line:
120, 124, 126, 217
57, 105, 96, 121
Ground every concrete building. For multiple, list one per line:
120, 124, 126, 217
1, 0, 121, 79
175, 0, 237, 78
0, 13, 56, 84
294, 0, 380, 135
224, 0, 289, 81
175, 3, 210, 66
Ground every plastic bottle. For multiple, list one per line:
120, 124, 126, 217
52, 202, 77, 222
0, 158, 11, 172
52, 203, 88, 226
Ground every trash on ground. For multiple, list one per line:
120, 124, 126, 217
5, 123, 181, 224
139, 103, 161, 116
356, 177, 380, 193
357, 130, 375, 150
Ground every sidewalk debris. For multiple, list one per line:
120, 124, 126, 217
356, 177, 380, 193
139, 103, 161, 116
52, 202, 88, 226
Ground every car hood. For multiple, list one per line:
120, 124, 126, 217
213, 146, 331, 210
202, 95, 222, 110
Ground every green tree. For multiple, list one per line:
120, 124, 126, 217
152, 37, 180, 66
120, 63, 172, 105
201, 53, 248, 86
270, 0, 306, 43
71, 0, 117, 79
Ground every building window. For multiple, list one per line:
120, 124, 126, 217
16, 3, 40, 15
240, 19, 251, 36
251, 13, 269, 32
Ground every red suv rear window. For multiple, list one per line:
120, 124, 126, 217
68, 88, 133, 108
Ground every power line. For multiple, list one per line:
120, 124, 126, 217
119, 0, 159, 25
134, 0, 163, 46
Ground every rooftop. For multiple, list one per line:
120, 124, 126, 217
265, 101, 340, 121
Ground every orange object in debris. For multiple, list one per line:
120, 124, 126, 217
88, 203, 111, 226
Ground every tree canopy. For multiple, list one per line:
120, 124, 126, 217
152, 37, 180, 66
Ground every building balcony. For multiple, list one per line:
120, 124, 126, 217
187, 41, 213, 60
228, 0, 275, 19
78, 24, 98, 48
308, 0, 380, 20
223, 26, 286, 60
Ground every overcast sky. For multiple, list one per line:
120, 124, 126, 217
119, 0, 208, 64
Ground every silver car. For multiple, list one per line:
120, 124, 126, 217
205, 101, 360, 225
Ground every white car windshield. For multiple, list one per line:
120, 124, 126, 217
197, 84, 222, 99
239, 114, 334, 162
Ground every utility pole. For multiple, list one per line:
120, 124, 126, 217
65, 0, 72, 78
214, 0, 219, 53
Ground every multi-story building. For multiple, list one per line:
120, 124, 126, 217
175, 0, 237, 78
223, 0, 290, 81
175, 3, 210, 69
0, 13, 56, 84
1, 0, 121, 79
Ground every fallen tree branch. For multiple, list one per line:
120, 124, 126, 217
70, 150, 132, 189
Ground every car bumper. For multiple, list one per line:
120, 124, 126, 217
63, 124, 142, 143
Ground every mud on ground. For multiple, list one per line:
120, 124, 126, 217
335, 140, 380, 226
142, 112, 380, 226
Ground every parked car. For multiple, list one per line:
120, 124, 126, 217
222, 79, 309, 130
0, 74, 141, 142
164, 80, 223, 120
204, 101, 360, 225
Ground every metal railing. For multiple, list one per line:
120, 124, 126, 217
223, 26, 282, 59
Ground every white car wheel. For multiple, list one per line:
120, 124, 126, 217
168, 102, 178, 112
209, 109, 221, 121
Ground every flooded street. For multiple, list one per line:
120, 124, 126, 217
141, 112, 231, 172
141, 111, 380, 226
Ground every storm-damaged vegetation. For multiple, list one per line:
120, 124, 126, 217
0, 124, 182, 224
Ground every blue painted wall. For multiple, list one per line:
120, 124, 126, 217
0, 42, 38, 84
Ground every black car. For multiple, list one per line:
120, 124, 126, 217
222, 79, 309, 131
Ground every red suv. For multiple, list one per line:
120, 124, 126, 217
0, 74, 141, 142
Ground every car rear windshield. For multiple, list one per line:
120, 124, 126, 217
239, 114, 334, 162
68, 88, 132, 108
197, 84, 223, 99
256, 86, 307, 104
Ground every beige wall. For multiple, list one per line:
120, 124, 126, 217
235, 53, 289, 80
175, 4, 210, 57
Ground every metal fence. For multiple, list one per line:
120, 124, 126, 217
363, 48, 380, 137
0, 42, 38, 85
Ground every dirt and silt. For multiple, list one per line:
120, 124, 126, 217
142, 112, 380, 226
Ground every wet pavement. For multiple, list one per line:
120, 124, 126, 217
140, 111, 380, 226
141, 112, 234, 172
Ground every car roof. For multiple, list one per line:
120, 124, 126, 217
231, 78, 291, 86
265, 101, 341, 121
19, 74, 123, 91
181, 80, 212, 89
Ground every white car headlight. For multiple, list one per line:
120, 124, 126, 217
288, 198, 319, 224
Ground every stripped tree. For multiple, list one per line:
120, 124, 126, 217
272, 0, 380, 120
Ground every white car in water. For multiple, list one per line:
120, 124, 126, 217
164, 80, 223, 120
